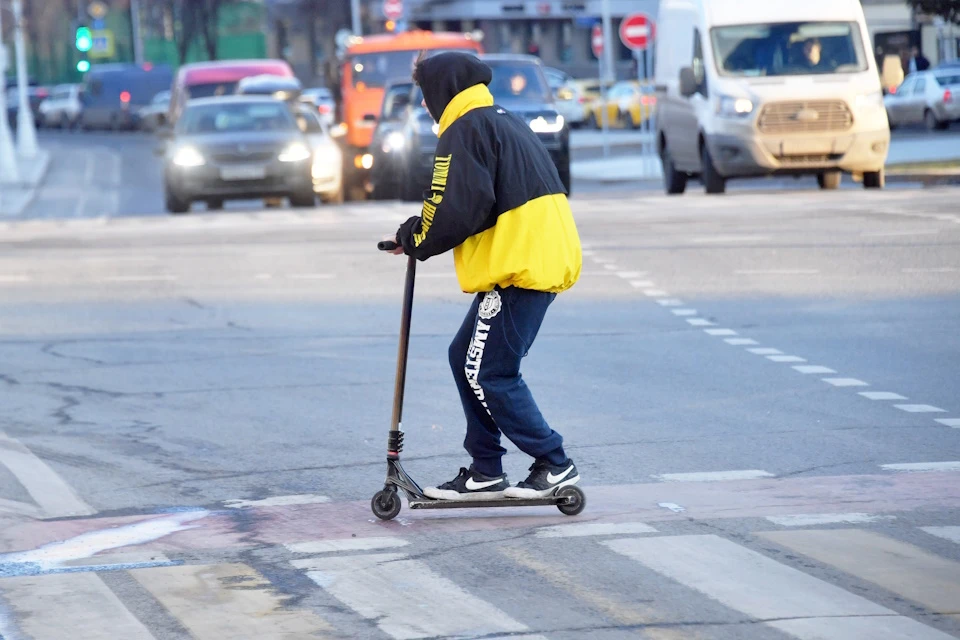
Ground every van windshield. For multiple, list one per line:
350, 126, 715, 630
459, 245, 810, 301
350, 48, 478, 89
710, 22, 867, 77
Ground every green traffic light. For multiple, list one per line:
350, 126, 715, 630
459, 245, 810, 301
77, 60, 91, 72
76, 27, 92, 52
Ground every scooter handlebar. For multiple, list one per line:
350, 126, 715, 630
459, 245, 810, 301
378, 240, 400, 251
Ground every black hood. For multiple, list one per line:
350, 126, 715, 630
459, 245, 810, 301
416, 52, 492, 122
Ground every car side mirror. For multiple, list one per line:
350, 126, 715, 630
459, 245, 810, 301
679, 67, 698, 97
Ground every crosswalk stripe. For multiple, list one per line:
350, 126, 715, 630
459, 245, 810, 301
759, 529, 960, 617
534, 521, 657, 538
130, 563, 332, 639
0, 573, 156, 639
603, 534, 955, 639
293, 552, 528, 639
0, 431, 95, 518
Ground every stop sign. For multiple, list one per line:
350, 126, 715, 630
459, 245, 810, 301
591, 24, 603, 58
619, 13, 656, 51
383, 0, 403, 20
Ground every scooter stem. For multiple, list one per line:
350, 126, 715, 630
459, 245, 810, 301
388, 256, 416, 456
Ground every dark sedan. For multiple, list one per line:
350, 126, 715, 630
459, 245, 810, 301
161, 96, 316, 214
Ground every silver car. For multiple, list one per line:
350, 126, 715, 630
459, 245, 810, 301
884, 70, 960, 131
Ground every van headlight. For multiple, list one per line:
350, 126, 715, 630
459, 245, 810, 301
172, 146, 205, 167
279, 142, 311, 163
716, 95, 754, 118
530, 114, 565, 133
855, 90, 884, 111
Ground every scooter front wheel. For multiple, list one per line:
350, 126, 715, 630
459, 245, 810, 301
371, 489, 402, 520
556, 485, 586, 516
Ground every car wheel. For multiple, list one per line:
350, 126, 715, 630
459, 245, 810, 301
863, 169, 885, 189
924, 109, 945, 131
290, 191, 316, 208
206, 199, 224, 211
165, 188, 190, 214
701, 144, 726, 195
817, 171, 841, 190
661, 143, 688, 195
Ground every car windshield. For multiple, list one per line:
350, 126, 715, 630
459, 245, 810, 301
187, 82, 239, 99
710, 22, 867, 77
486, 61, 552, 102
936, 74, 960, 85
178, 101, 296, 134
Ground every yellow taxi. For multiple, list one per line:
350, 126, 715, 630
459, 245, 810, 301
585, 80, 656, 129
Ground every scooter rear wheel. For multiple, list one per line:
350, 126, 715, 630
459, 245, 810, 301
371, 489, 402, 520
556, 485, 586, 516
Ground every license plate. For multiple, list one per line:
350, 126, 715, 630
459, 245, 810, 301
220, 165, 266, 181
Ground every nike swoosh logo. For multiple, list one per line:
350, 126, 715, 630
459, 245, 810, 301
547, 466, 574, 484
465, 477, 503, 491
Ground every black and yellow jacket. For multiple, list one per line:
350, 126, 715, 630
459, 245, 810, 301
396, 53, 581, 294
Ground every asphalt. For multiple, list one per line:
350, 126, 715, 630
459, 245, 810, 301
0, 135, 958, 639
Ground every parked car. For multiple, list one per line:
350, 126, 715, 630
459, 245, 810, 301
6, 85, 49, 129
302, 87, 336, 128
38, 84, 83, 128
160, 96, 316, 214
293, 104, 344, 204
369, 79, 416, 200
884, 70, 960, 130
78, 63, 173, 130
138, 90, 170, 131
236, 74, 303, 102
655, 0, 889, 194
585, 80, 655, 129
168, 59, 295, 126
543, 66, 587, 129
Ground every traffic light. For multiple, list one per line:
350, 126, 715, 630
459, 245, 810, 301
77, 60, 91, 73
75, 26, 92, 52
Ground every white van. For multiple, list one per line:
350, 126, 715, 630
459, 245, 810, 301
654, 0, 890, 194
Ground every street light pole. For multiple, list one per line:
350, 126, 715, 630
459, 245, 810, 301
350, 0, 362, 36
0, 3, 22, 184
131, 0, 144, 64
12, 0, 37, 159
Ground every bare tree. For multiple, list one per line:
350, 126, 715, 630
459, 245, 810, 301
143, 0, 230, 64
196, 0, 226, 62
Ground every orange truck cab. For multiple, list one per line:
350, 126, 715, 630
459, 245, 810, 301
338, 30, 483, 198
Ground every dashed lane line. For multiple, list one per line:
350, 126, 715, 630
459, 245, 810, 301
793, 365, 837, 374
705, 328, 738, 336
768, 355, 807, 363
935, 418, 960, 428
822, 378, 869, 387
748, 348, 783, 355
881, 461, 960, 473
724, 338, 759, 346
686, 318, 714, 326
893, 404, 945, 413
922, 526, 960, 545
859, 391, 908, 400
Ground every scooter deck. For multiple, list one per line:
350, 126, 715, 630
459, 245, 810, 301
408, 496, 570, 510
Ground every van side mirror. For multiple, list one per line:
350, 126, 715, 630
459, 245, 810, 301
679, 67, 698, 97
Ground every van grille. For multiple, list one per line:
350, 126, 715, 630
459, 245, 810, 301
758, 101, 853, 134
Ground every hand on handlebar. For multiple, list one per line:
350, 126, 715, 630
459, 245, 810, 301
379, 234, 404, 255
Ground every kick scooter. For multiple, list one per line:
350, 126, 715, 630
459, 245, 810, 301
370, 240, 586, 521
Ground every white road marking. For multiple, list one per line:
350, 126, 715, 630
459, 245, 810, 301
863, 229, 940, 237
286, 537, 408, 554
604, 534, 955, 640
704, 329, 738, 336
760, 529, 960, 621
102, 275, 177, 283
725, 338, 759, 346
131, 563, 332, 639
894, 404, 945, 413
765, 513, 896, 527
902, 267, 957, 273
693, 235, 770, 243
859, 391, 908, 400
0, 431, 95, 518
629, 280, 655, 288
0, 573, 157, 639
603, 264, 618, 271
654, 469, 774, 482
793, 365, 837, 374
748, 348, 783, 355
734, 269, 820, 275
768, 355, 806, 363
294, 553, 529, 638
0, 275, 30, 283
881, 461, 960, 472
823, 378, 869, 387
935, 418, 960, 428
686, 318, 714, 326
581, 250, 595, 256
922, 526, 960, 544
223, 494, 330, 509
655, 299, 683, 306
0, 497, 43, 518
616, 271, 647, 279
644, 289, 669, 297
671, 309, 697, 316
592, 257, 613, 264
657, 502, 686, 513
286, 273, 335, 280
535, 522, 657, 538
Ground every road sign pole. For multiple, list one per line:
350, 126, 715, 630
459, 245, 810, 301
0, 8, 22, 185
12, 0, 38, 159
599, 53, 609, 158
130, 0, 144, 64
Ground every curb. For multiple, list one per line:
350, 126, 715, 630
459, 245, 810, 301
0, 150, 51, 218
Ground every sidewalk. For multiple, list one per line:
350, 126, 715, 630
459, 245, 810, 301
0, 150, 51, 217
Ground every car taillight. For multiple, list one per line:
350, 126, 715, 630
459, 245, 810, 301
578, 96, 586, 104
945, 89, 953, 103
318, 104, 331, 114
889, 86, 897, 95
120, 91, 131, 104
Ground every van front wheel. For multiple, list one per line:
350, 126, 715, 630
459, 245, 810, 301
701, 145, 726, 195
817, 171, 841, 190
863, 170, 885, 189
661, 145, 687, 195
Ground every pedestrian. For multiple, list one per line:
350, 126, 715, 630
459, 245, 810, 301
908, 46, 930, 72
382, 51, 583, 501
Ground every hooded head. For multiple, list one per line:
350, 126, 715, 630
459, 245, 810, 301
413, 51, 492, 122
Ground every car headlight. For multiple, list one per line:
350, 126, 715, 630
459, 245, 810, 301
312, 144, 341, 165
855, 90, 884, 111
716, 95, 754, 118
172, 146, 205, 167
382, 131, 406, 153
279, 142, 311, 163
530, 114, 565, 133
